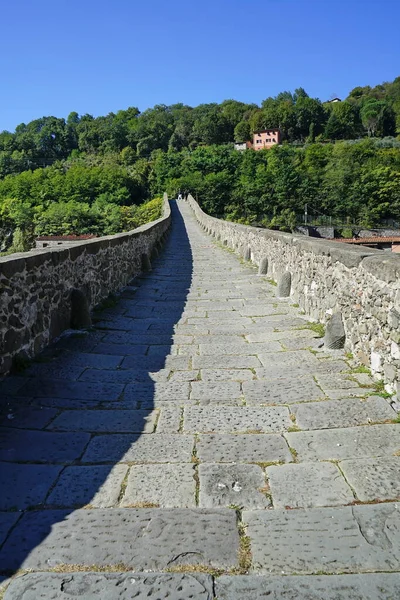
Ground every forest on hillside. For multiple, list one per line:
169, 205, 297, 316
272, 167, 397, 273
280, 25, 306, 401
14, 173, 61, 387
1, 76, 400, 252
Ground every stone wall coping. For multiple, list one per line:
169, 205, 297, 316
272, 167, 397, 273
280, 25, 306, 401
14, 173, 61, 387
188, 195, 394, 271
0, 196, 171, 274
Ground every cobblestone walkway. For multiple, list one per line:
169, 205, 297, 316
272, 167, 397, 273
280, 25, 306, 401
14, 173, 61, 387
1, 200, 400, 598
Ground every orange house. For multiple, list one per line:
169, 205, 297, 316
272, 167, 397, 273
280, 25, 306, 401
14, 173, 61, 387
253, 129, 281, 150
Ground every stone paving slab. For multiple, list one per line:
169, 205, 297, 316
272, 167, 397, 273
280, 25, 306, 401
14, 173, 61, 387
192, 355, 261, 369
0, 428, 90, 463
78, 369, 155, 384
0, 376, 27, 396
200, 369, 254, 381
184, 406, 291, 433
23, 364, 86, 381
292, 396, 395, 430
1, 406, 58, 429
82, 434, 194, 463
198, 342, 252, 355
58, 352, 124, 369
30, 396, 140, 410
267, 462, 354, 508
0, 512, 20, 546
17, 379, 124, 401
243, 377, 324, 405
123, 379, 188, 398
215, 573, 400, 599
286, 424, 400, 461
120, 355, 190, 371
190, 381, 242, 401
91, 342, 148, 355
3, 572, 214, 600
280, 336, 322, 351
169, 370, 200, 382
156, 405, 182, 433
340, 457, 400, 501
246, 329, 318, 343
244, 503, 400, 574
197, 434, 292, 463
0, 463, 62, 510
0, 508, 240, 571
199, 463, 270, 508
46, 465, 128, 507
48, 410, 157, 433
102, 333, 175, 345
258, 350, 321, 368
121, 464, 196, 508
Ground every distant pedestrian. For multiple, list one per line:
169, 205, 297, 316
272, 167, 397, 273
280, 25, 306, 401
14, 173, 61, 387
177, 192, 183, 201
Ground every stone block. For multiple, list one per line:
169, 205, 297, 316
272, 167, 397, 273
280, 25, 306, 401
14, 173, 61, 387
3, 573, 214, 600
82, 433, 194, 463
190, 381, 242, 400
277, 271, 291, 297
286, 424, 400, 461
123, 381, 190, 403
267, 462, 353, 508
200, 369, 254, 381
244, 503, 400, 574
192, 355, 260, 369
325, 312, 345, 349
292, 397, 395, 430
0, 508, 240, 571
243, 377, 324, 405
0, 512, 20, 546
199, 463, 270, 508
46, 465, 128, 508
258, 256, 268, 275
18, 379, 124, 401
70, 288, 91, 329
121, 464, 196, 508
48, 410, 157, 433
0, 463, 62, 510
197, 434, 292, 463
0, 428, 90, 463
215, 574, 400, 600
340, 457, 400, 501
184, 406, 291, 433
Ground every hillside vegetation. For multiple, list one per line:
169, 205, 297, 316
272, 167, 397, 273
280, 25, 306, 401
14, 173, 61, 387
1, 76, 400, 250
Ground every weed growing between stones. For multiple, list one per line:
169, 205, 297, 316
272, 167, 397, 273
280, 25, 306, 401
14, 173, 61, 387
370, 379, 394, 399
236, 518, 252, 574
297, 321, 325, 338
266, 279, 277, 287
165, 564, 225, 577
349, 365, 371, 375
288, 447, 298, 461
193, 465, 200, 506
117, 469, 130, 504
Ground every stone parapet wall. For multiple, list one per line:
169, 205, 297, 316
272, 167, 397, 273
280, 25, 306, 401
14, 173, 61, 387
188, 194, 400, 398
0, 195, 171, 376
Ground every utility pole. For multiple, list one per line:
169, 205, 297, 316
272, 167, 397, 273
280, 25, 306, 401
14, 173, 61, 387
304, 203, 308, 225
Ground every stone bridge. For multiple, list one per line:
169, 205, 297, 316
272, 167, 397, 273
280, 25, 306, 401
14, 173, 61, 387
0, 198, 400, 598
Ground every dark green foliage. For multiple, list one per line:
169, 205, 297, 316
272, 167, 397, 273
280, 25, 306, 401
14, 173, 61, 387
1, 75, 400, 246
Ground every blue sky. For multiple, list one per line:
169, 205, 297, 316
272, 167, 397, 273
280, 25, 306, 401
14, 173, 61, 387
1, 0, 399, 131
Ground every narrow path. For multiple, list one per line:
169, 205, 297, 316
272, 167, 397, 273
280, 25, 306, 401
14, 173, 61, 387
0, 200, 400, 598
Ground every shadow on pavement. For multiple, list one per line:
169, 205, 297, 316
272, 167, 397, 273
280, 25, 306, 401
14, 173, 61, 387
0, 200, 193, 577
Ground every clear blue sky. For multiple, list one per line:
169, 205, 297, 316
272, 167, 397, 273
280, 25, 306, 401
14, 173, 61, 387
1, 0, 399, 131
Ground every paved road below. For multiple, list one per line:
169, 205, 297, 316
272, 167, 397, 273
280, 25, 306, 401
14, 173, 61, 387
1, 200, 400, 598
